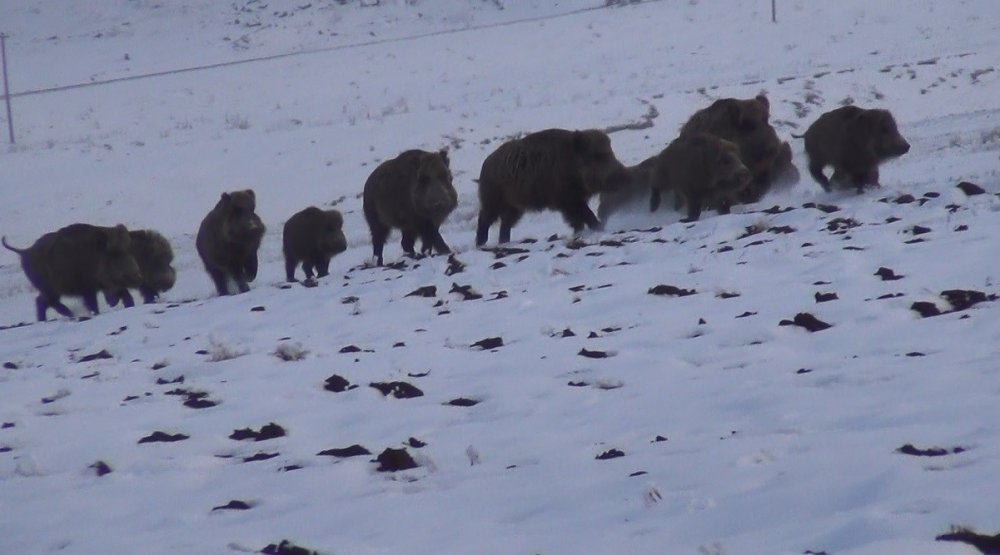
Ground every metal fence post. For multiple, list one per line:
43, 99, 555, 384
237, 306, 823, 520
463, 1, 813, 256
1, 33, 14, 144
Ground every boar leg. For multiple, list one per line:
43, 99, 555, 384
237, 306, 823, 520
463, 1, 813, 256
244, 253, 259, 282
476, 207, 500, 247
368, 220, 390, 266
206, 267, 230, 296
81, 291, 101, 315
809, 160, 832, 192
302, 260, 315, 279
232, 260, 252, 292
859, 167, 880, 193
716, 197, 732, 215
139, 287, 158, 304
562, 200, 602, 233
400, 230, 417, 257
683, 193, 704, 222
316, 255, 331, 278
234, 276, 250, 294
36, 295, 73, 321
119, 290, 136, 308
498, 208, 524, 244
284, 256, 298, 282
419, 223, 450, 256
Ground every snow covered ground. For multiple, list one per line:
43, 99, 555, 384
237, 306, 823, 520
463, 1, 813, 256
1, 1, 999, 553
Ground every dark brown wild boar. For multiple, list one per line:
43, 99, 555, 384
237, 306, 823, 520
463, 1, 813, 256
282, 206, 347, 281
363, 149, 457, 266
650, 134, 752, 222
680, 95, 771, 138
106, 229, 176, 306
802, 105, 910, 193
3, 223, 142, 321
679, 94, 797, 203
763, 140, 800, 189
196, 189, 265, 295
476, 128, 630, 245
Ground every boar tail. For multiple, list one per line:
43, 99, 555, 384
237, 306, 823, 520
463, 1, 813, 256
2, 236, 27, 254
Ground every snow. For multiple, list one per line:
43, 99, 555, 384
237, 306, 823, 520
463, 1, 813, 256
1, 1, 999, 553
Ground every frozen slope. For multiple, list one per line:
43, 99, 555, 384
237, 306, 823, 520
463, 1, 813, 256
1, 1, 999, 553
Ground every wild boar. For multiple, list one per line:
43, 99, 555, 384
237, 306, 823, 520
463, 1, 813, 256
196, 189, 265, 295
282, 206, 347, 281
476, 128, 630, 245
3, 223, 142, 321
363, 149, 457, 266
802, 105, 910, 193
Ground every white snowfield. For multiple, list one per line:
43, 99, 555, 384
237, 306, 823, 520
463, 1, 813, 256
1, 1, 999, 553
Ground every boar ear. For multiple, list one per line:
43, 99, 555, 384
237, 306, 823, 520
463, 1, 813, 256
245, 189, 256, 201
438, 149, 450, 167
755, 94, 770, 121
220, 192, 231, 205
572, 130, 591, 153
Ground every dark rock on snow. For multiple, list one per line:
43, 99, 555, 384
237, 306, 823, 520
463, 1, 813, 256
596, 449, 625, 460
323, 374, 356, 393
406, 285, 437, 298
229, 423, 286, 441
874, 267, 904, 281
779, 312, 832, 332
471, 337, 504, 350
648, 284, 697, 297
369, 381, 424, 399
262, 540, 320, 555
138, 431, 189, 444
212, 500, 252, 511
90, 460, 113, 476
317, 444, 371, 458
896, 443, 966, 457
375, 448, 418, 472
956, 181, 986, 196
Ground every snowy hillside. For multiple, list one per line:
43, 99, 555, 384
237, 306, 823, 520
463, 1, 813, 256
1, 1, 999, 553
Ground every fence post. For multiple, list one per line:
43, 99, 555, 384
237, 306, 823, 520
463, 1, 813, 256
771, 0, 776, 23
1, 33, 14, 144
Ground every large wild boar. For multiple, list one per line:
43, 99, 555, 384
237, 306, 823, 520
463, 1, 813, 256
679, 94, 797, 203
105, 229, 176, 306
476, 128, 630, 245
282, 206, 347, 281
761, 140, 800, 189
650, 134, 752, 222
3, 223, 142, 321
196, 189, 265, 295
802, 105, 911, 193
363, 149, 457, 266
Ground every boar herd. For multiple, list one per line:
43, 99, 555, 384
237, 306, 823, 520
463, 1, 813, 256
3, 97, 910, 322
